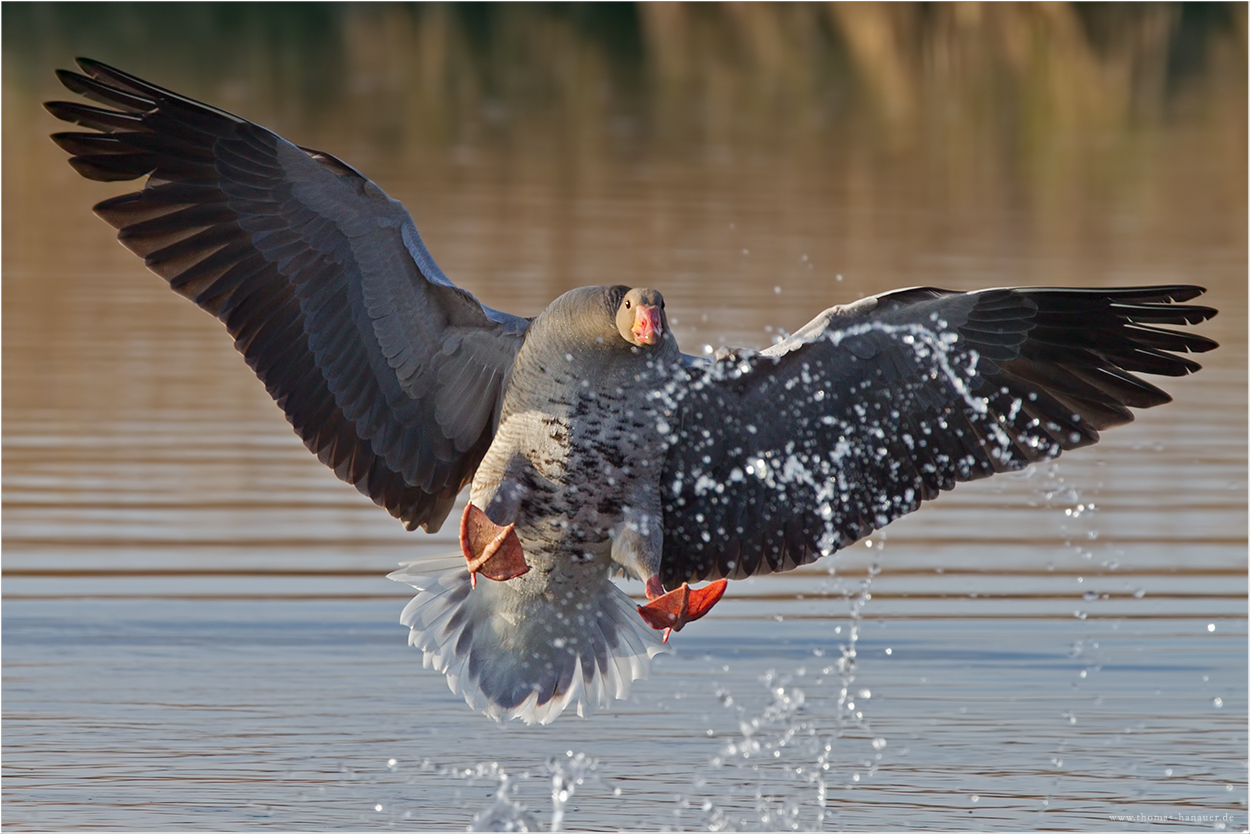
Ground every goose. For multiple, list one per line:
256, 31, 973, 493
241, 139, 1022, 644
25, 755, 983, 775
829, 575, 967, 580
46, 59, 1218, 724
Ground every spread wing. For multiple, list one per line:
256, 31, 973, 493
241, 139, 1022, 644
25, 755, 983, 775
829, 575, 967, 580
45, 58, 530, 532
658, 285, 1217, 587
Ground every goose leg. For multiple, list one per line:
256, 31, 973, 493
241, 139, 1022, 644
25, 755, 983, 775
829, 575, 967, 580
637, 576, 728, 641
460, 503, 529, 588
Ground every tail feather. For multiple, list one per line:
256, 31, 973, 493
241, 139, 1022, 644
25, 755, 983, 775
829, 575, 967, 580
389, 560, 667, 724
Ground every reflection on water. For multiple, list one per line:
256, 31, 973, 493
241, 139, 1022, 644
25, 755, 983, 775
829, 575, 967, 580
3, 5, 1247, 831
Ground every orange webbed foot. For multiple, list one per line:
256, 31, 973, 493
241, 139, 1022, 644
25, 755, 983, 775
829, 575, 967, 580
460, 503, 529, 587
637, 577, 728, 641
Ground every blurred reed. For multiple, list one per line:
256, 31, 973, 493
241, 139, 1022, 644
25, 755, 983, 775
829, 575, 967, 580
4, 3, 1245, 148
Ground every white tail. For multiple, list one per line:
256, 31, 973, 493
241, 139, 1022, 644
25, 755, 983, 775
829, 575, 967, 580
388, 559, 667, 724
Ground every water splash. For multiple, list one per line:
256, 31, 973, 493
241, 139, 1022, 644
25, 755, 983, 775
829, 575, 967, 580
445, 752, 609, 832
467, 763, 539, 832
693, 561, 887, 831
547, 751, 602, 833
1034, 461, 1112, 827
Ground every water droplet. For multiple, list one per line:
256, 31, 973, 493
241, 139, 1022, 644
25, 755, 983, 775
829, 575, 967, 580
1164, 768, 1173, 777
1213, 697, 1223, 708
1207, 623, 1216, 632
1133, 588, 1146, 599
1083, 591, 1098, 602
971, 795, 980, 803
374, 804, 384, 812
836, 273, 844, 282
884, 647, 893, 655
871, 737, 887, 751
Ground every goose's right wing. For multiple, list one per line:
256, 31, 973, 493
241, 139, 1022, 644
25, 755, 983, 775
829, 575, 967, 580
46, 58, 530, 532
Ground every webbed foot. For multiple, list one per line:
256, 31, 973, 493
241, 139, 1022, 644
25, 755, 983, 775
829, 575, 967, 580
637, 577, 728, 642
460, 503, 529, 588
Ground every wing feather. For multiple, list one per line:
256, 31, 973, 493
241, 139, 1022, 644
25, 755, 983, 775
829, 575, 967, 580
47, 58, 531, 531
659, 285, 1217, 586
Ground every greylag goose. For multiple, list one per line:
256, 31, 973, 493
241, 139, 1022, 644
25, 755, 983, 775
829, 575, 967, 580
46, 59, 1218, 724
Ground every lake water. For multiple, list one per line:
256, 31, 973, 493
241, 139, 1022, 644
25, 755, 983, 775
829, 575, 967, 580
3, 9, 1247, 831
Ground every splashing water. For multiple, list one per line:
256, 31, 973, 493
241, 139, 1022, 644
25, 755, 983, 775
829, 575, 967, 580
1031, 461, 1116, 826
466, 763, 539, 832
444, 752, 609, 832
692, 561, 887, 831
548, 751, 602, 833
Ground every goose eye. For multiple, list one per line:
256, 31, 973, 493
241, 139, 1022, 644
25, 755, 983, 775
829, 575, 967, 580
625, 299, 632, 309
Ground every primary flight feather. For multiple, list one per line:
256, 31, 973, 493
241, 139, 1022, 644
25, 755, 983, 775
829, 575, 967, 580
47, 59, 1218, 724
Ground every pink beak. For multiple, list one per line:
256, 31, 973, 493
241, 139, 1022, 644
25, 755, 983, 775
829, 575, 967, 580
632, 304, 662, 345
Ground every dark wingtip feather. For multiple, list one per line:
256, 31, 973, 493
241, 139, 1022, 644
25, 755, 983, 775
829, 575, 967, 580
67, 155, 152, 182
55, 67, 153, 113
1143, 285, 1206, 303
56, 66, 85, 85
54, 69, 95, 100
76, 58, 152, 96
50, 131, 125, 156
45, 100, 145, 133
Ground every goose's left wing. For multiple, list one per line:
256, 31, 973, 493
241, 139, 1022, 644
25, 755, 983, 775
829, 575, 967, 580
657, 285, 1217, 587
